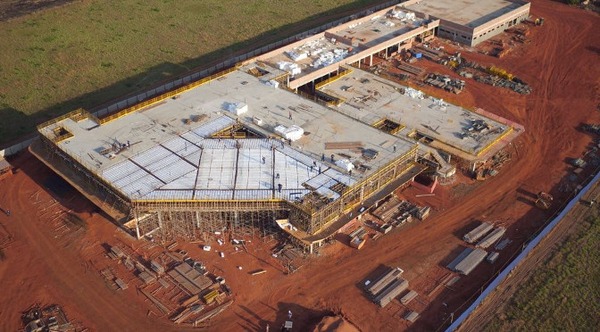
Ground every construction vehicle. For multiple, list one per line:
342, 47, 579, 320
535, 191, 553, 210
534, 17, 545, 26
487, 66, 514, 81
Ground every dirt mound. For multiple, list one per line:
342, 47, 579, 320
313, 315, 360, 332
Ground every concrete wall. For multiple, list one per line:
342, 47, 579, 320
471, 3, 531, 46
401, 0, 530, 47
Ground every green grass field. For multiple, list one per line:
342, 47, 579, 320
0, 0, 382, 145
484, 214, 600, 331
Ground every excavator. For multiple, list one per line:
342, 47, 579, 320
535, 191, 553, 210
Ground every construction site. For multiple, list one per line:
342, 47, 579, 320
1, 0, 600, 331
30, 3, 524, 257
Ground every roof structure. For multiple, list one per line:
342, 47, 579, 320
254, 6, 439, 88
40, 69, 416, 202
404, 0, 525, 28
317, 68, 519, 161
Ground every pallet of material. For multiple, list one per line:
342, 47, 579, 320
193, 300, 234, 325
404, 311, 420, 323
138, 271, 157, 285
415, 46, 444, 57
172, 304, 204, 324
400, 290, 418, 305
324, 141, 364, 150
202, 289, 220, 304
367, 267, 403, 296
463, 222, 494, 243
114, 278, 128, 290
398, 63, 425, 76
168, 268, 212, 295
476, 227, 506, 249
349, 226, 367, 239
350, 236, 366, 250
375, 278, 409, 307
447, 247, 487, 275
414, 47, 443, 61
372, 197, 401, 219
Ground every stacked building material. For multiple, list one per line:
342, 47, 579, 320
486, 251, 499, 263
168, 263, 213, 294
366, 267, 403, 296
202, 289, 220, 304
476, 227, 506, 249
375, 278, 409, 307
447, 247, 487, 275
400, 290, 418, 305
463, 222, 493, 243
138, 271, 157, 284
404, 311, 420, 323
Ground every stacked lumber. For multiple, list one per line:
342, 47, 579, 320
398, 63, 425, 76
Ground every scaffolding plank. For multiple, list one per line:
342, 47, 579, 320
153, 158, 196, 183
192, 116, 235, 138
194, 190, 235, 200
197, 149, 236, 189
143, 190, 194, 200
160, 170, 198, 190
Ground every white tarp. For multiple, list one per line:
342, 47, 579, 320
390, 9, 416, 21
404, 87, 424, 99
262, 80, 280, 88
287, 51, 308, 61
223, 102, 248, 115
277, 61, 302, 76
274, 125, 304, 141
335, 159, 355, 172
313, 49, 349, 68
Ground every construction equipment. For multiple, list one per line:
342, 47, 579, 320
487, 66, 514, 81
535, 191, 553, 209
534, 17, 545, 26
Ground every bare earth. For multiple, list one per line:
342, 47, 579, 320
458, 179, 600, 332
0, 0, 599, 331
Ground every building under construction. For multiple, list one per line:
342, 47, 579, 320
30, 3, 523, 253
31, 67, 423, 253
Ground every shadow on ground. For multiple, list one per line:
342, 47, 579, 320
0, 0, 390, 148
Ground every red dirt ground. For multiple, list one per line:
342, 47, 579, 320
0, 1, 598, 331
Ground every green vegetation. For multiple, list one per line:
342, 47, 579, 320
484, 215, 600, 331
0, 0, 382, 145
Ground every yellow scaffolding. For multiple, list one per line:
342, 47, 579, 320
476, 126, 514, 157
315, 67, 353, 90
98, 65, 240, 125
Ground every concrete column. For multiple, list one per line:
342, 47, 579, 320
157, 211, 163, 228
369, 54, 373, 66
134, 211, 141, 239
196, 211, 201, 228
